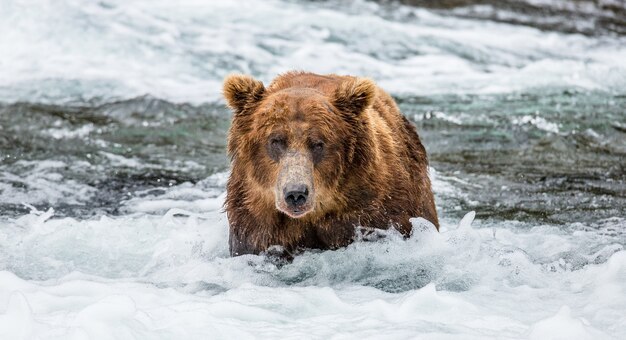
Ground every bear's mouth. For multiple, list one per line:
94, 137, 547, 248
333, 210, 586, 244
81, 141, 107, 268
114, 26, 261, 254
276, 202, 314, 219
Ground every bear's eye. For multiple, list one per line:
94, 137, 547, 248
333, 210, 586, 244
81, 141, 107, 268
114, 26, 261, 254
311, 141, 324, 163
270, 138, 281, 147
312, 142, 324, 152
267, 137, 286, 161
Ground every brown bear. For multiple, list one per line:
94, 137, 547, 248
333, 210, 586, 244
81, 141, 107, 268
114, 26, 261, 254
223, 71, 438, 256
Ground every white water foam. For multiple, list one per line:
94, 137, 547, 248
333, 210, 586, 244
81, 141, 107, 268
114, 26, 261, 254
0, 173, 625, 338
0, 160, 96, 207
512, 114, 561, 133
1, 0, 625, 104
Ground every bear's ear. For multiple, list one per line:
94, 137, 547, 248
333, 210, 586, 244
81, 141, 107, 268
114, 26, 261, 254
333, 77, 376, 116
223, 74, 265, 115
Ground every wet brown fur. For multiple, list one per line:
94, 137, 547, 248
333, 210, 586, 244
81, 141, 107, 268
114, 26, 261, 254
223, 71, 438, 256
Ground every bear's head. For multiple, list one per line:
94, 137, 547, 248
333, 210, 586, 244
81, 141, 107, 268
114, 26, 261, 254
223, 72, 376, 220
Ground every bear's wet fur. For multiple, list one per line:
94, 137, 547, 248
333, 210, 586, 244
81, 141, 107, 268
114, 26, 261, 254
223, 71, 438, 256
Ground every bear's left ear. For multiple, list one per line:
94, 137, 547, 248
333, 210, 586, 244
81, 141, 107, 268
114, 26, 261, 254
333, 77, 376, 116
223, 74, 265, 115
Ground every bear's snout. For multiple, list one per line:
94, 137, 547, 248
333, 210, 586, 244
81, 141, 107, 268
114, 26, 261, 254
284, 184, 309, 209
275, 151, 315, 218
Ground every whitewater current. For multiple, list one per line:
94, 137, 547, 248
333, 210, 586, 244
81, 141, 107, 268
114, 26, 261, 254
0, 0, 625, 339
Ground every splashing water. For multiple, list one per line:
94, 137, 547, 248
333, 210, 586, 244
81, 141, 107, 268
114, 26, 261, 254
0, 0, 625, 338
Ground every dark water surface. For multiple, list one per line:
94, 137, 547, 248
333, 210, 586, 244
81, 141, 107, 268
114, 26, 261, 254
1, 90, 624, 224
391, 0, 626, 36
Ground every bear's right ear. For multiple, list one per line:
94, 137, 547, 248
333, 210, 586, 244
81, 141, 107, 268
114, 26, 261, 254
333, 77, 376, 116
223, 74, 265, 115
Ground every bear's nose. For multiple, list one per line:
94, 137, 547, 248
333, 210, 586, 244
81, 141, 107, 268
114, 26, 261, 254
284, 184, 309, 209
